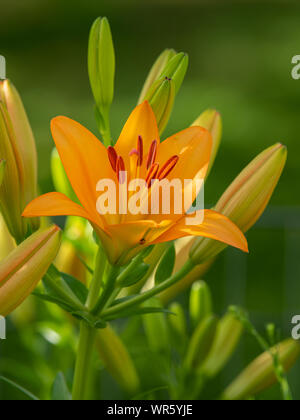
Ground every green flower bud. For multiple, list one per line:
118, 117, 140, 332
222, 339, 300, 400
168, 302, 187, 338
138, 48, 176, 104
143, 298, 169, 353
145, 77, 175, 134
96, 325, 140, 395
88, 17, 115, 146
202, 312, 243, 377
189, 281, 212, 329
161, 52, 189, 95
185, 315, 218, 371
88, 17, 115, 110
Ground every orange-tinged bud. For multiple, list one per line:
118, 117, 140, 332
0, 102, 25, 241
0, 225, 61, 316
190, 143, 287, 263
222, 339, 300, 400
192, 109, 222, 177
0, 79, 39, 239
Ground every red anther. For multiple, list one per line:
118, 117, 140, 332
107, 146, 118, 172
146, 163, 159, 187
157, 156, 179, 180
137, 135, 144, 167
146, 140, 158, 170
116, 156, 126, 184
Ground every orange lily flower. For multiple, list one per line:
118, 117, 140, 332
23, 102, 248, 265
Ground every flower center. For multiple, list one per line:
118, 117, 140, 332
107, 136, 179, 187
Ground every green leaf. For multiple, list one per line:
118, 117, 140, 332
0, 376, 39, 401
155, 243, 176, 285
33, 291, 76, 313
51, 372, 71, 401
60, 272, 88, 304
103, 306, 173, 322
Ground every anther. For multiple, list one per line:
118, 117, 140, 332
116, 156, 126, 184
107, 146, 118, 172
157, 156, 179, 180
145, 163, 159, 187
146, 140, 158, 170
137, 135, 144, 167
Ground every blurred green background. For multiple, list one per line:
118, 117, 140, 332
1, 0, 300, 400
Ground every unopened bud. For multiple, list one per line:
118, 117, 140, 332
185, 315, 218, 371
0, 225, 61, 316
138, 48, 176, 104
189, 281, 212, 329
192, 109, 222, 177
222, 339, 300, 400
191, 143, 287, 264
161, 52, 189, 95
0, 80, 39, 239
96, 325, 140, 395
145, 77, 175, 134
202, 312, 243, 377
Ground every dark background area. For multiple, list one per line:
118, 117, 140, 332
0, 0, 300, 400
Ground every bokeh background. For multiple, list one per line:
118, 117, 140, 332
1, 0, 300, 399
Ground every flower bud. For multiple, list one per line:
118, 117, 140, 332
168, 302, 187, 338
88, 17, 115, 116
161, 52, 189, 95
0, 214, 15, 261
145, 77, 175, 134
185, 315, 218, 371
202, 312, 243, 377
189, 281, 212, 329
96, 325, 140, 395
0, 102, 25, 241
192, 109, 222, 177
0, 79, 39, 239
0, 225, 61, 316
143, 298, 169, 353
138, 48, 176, 104
222, 339, 300, 400
190, 143, 287, 264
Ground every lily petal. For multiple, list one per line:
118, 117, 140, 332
151, 209, 249, 253
157, 126, 212, 182
115, 102, 160, 167
22, 192, 100, 226
51, 116, 112, 222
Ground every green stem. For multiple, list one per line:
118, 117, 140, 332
101, 259, 195, 319
72, 247, 106, 400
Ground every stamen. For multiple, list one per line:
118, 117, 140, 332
137, 135, 144, 167
145, 163, 159, 187
157, 156, 179, 180
146, 140, 158, 170
116, 156, 126, 184
107, 146, 118, 172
